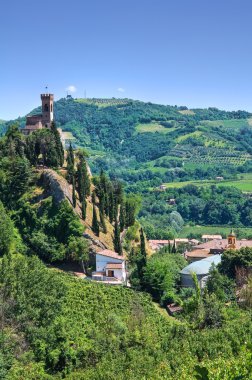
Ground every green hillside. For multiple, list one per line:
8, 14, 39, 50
1, 100, 252, 379
3, 98, 252, 174
3, 98, 252, 239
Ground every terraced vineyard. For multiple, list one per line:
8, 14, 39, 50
170, 144, 251, 167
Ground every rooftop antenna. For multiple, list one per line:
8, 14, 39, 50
45, 85, 48, 94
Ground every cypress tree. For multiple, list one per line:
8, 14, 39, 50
171, 239, 176, 253
92, 205, 99, 236
140, 227, 147, 262
109, 191, 114, 223
72, 177, 77, 208
113, 219, 122, 255
82, 199, 87, 220
137, 228, 147, 286
51, 121, 64, 167
119, 201, 125, 232
168, 241, 171, 253
77, 151, 90, 202
99, 193, 107, 233
66, 143, 75, 183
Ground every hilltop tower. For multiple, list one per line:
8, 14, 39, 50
227, 229, 236, 249
22, 93, 54, 135
41, 93, 54, 127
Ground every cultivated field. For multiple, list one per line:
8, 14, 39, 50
135, 122, 177, 134
163, 173, 252, 192
179, 225, 252, 238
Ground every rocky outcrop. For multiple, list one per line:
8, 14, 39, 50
41, 169, 73, 206
39, 168, 111, 253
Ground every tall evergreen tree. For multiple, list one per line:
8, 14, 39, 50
92, 205, 99, 237
113, 219, 122, 255
137, 228, 147, 286
99, 194, 107, 233
109, 191, 114, 223
77, 152, 90, 202
51, 121, 64, 167
66, 143, 75, 183
72, 177, 77, 208
81, 199, 87, 220
119, 201, 125, 232
171, 240, 176, 253
140, 227, 147, 259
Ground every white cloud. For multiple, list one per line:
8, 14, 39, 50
117, 87, 125, 93
66, 85, 77, 93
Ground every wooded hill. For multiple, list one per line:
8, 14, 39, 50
2, 97, 252, 174
3, 98, 252, 239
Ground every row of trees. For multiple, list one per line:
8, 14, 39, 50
66, 143, 140, 253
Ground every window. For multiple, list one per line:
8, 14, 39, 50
44, 104, 49, 112
107, 270, 114, 277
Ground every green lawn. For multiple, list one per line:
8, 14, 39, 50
163, 174, 252, 192
135, 122, 177, 134
202, 118, 250, 129
179, 225, 252, 238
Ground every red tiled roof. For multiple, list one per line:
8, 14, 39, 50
195, 239, 252, 251
202, 234, 222, 239
106, 263, 123, 269
97, 249, 125, 260
186, 249, 212, 258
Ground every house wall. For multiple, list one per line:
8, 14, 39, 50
96, 254, 125, 272
106, 268, 126, 281
181, 273, 205, 287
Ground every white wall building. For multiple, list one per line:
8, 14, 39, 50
92, 249, 126, 284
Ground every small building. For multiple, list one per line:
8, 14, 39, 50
185, 249, 212, 263
180, 254, 222, 288
159, 184, 167, 191
148, 238, 198, 252
168, 198, 176, 205
92, 249, 126, 285
202, 234, 222, 242
215, 176, 224, 181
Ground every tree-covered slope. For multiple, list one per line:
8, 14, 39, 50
3, 97, 252, 164
3, 98, 252, 240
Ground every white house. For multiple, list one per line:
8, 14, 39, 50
92, 249, 126, 284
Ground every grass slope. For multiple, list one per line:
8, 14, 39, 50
163, 173, 252, 192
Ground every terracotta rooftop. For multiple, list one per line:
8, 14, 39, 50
106, 263, 123, 269
202, 234, 222, 240
97, 249, 125, 260
149, 239, 189, 244
195, 239, 252, 251
186, 249, 212, 258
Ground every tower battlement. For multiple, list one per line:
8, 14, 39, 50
22, 93, 54, 135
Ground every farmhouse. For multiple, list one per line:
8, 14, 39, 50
92, 249, 127, 285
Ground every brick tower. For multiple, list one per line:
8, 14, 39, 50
41, 93, 54, 127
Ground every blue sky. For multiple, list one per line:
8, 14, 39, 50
1, 0, 252, 119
